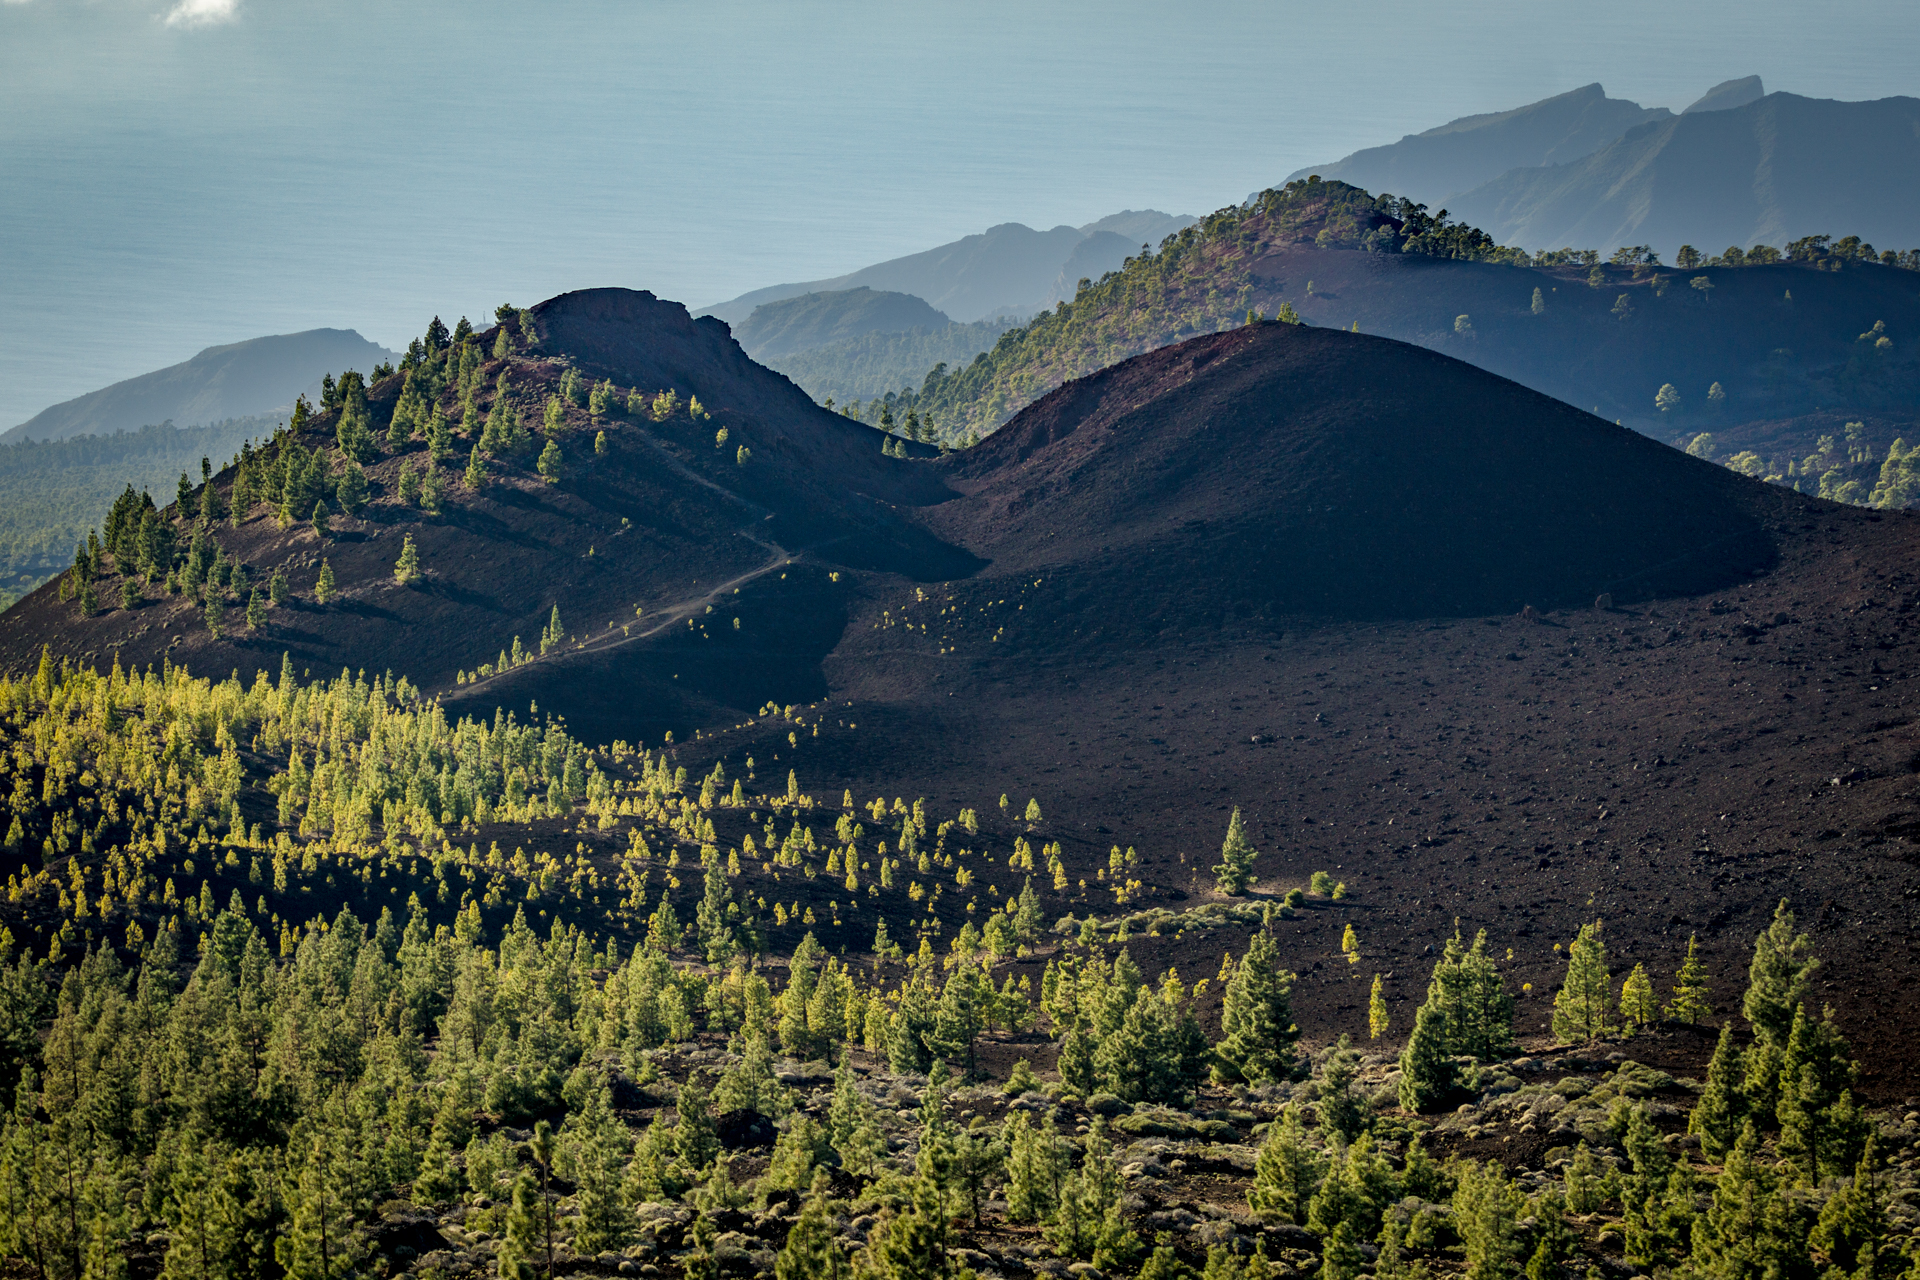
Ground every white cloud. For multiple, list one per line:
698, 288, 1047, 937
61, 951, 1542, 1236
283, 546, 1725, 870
162, 0, 239, 28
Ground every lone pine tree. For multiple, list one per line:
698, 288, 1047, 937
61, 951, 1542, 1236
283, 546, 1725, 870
394, 534, 422, 585
1213, 806, 1257, 894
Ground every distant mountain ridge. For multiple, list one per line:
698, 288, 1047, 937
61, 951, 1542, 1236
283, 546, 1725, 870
699, 209, 1195, 326
1448, 91, 1920, 256
1283, 80, 1920, 259
1283, 83, 1674, 208
7, 328, 397, 443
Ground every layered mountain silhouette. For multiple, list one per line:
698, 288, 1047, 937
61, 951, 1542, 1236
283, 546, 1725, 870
6, 329, 397, 442
700, 210, 1194, 325
1284, 83, 1673, 208
1449, 91, 1920, 256
1284, 81, 1920, 258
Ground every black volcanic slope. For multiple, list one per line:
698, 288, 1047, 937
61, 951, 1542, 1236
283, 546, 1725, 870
922, 322, 1779, 621
7, 297, 1920, 1086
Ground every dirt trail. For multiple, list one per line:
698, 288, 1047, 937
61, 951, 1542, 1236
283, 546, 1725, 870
454, 423, 798, 697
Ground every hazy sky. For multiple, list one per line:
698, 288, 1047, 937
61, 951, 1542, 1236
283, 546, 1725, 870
3, 0, 1918, 426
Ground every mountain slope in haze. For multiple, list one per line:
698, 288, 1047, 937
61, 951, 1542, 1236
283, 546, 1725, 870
759, 316, 1022, 406
0, 417, 283, 609
1283, 83, 1673, 208
879, 180, 1920, 463
1683, 74, 1765, 114
699, 210, 1196, 325
731, 288, 951, 361
1448, 92, 1920, 255
7, 294, 1920, 1071
6, 329, 396, 443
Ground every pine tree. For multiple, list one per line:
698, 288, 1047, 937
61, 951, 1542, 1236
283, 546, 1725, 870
335, 461, 368, 515
777, 1171, 849, 1280
1319, 1221, 1364, 1280
314, 560, 337, 605
1214, 930, 1297, 1084
245, 588, 266, 630
1620, 1104, 1677, 1265
1213, 806, 1257, 893
269, 569, 289, 606
412, 1133, 461, 1205
1776, 1004, 1867, 1183
427, 407, 453, 464
1665, 933, 1711, 1023
675, 1076, 720, 1172
1002, 1110, 1059, 1223
1619, 963, 1657, 1031
1552, 921, 1612, 1042
1453, 1161, 1526, 1280
203, 591, 225, 638
1138, 1238, 1184, 1280
310, 499, 330, 540
1688, 1123, 1803, 1279
541, 605, 564, 654
1247, 1101, 1320, 1222
765, 1113, 829, 1192
394, 535, 421, 585
1810, 1136, 1890, 1278
537, 438, 563, 483
276, 1139, 363, 1280
1743, 899, 1816, 1051
1530, 287, 1545, 314
953, 1118, 1006, 1228
1690, 1023, 1745, 1157
1396, 999, 1456, 1111
496, 1169, 540, 1280
1368, 974, 1389, 1040
1317, 1035, 1368, 1142
1421, 925, 1512, 1059
464, 444, 488, 491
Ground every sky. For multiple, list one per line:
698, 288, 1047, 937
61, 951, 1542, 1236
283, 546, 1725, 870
3, 0, 1918, 428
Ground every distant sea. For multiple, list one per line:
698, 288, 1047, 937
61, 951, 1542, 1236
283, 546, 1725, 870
4, 0, 1918, 430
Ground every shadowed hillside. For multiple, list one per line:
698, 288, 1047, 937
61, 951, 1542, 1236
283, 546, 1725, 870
732, 288, 952, 361
922, 323, 1780, 621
